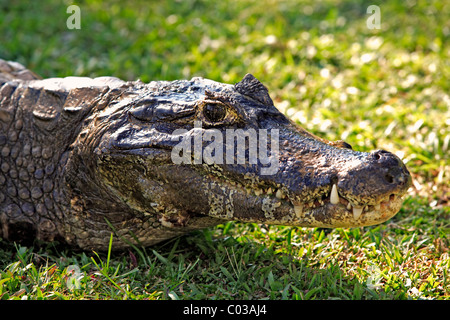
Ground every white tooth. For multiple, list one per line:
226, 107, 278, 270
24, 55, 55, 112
276, 189, 283, 199
267, 188, 273, 195
294, 204, 304, 217
255, 189, 262, 196
375, 204, 381, 210
353, 206, 363, 220
347, 203, 352, 210
330, 184, 339, 205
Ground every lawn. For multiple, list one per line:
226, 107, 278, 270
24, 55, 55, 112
0, 0, 448, 300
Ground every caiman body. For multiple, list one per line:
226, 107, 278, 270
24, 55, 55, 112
0, 59, 411, 250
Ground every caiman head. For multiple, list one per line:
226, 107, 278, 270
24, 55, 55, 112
69, 74, 411, 247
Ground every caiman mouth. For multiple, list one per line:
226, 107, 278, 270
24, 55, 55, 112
290, 183, 406, 227
203, 170, 408, 228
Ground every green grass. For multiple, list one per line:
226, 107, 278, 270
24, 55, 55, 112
0, 0, 449, 299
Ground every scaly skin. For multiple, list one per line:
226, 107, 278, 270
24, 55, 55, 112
0, 59, 411, 250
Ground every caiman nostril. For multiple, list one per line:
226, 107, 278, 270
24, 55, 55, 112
385, 173, 395, 184
369, 149, 390, 162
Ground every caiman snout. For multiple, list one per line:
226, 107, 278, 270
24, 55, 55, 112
284, 148, 412, 229
336, 148, 412, 217
367, 150, 411, 188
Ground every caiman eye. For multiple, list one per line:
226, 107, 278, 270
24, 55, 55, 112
203, 103, 227, 122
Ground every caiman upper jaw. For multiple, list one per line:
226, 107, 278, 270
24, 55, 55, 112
287, 147, 412, 228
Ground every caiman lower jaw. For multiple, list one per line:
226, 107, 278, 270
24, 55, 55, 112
291, 184, 405, 228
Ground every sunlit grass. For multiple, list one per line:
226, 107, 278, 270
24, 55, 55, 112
0, 0, 448, 299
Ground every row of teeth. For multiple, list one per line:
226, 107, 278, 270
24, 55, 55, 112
245, 186, 282, 198
245, 182, 390, 221
295, 184, 384, 220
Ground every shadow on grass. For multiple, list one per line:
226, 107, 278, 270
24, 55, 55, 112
0, 222, 426, 300
145, 228, 414, 300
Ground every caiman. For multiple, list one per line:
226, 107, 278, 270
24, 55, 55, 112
0, 59, 411, 250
